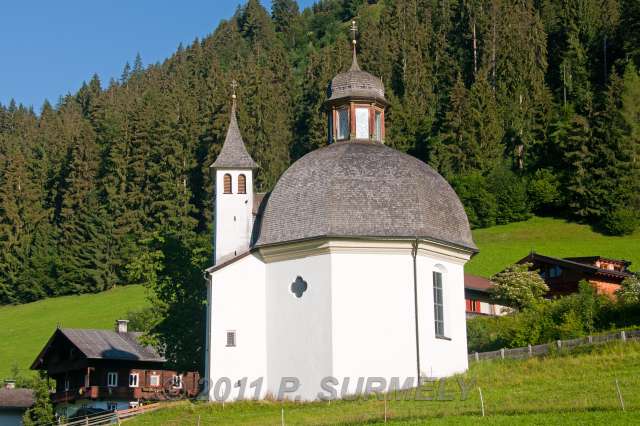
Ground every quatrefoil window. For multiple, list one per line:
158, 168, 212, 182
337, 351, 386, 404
291, 276, 308, 298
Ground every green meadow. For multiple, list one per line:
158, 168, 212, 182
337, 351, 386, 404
466, 216, 640, 278
0, 285, 149, 380
128, 342, 640, 425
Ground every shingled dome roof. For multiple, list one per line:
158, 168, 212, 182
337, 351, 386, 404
255, 141, 477, 251
328, 55, 386, 104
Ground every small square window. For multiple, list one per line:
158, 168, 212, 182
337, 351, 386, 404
129, 373, 139, 388
150, 375, 160, 387
226, 331, 236, 347
107, 372, 118, 387
172, 375, 183, 389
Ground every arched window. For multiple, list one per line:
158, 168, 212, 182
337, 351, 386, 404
223, 174, 232, 194
238, 174, 247, 194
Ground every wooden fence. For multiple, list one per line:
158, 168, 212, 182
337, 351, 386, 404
469, 329, 640, 362
57, 402, 171, 426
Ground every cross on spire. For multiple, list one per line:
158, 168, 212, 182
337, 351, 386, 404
349, 20, 360, 71
231, 79, 239, 100
350, 20, 358, 50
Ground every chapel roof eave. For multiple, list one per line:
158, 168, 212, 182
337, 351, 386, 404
324, 93, 389, 108
252, 234, 479, 255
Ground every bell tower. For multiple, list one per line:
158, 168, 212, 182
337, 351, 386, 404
325, 21, 388, 144
211, 81, 258, 264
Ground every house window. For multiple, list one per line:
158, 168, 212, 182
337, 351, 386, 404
337, 108, 349, 140
107, 372, 118, 387
374, 110, 382, 141
107, 402, 118, 412
238, 174, 246, 194
223, 174, 232, 194
355, 107, 370, 139
549, 265, 562, 278
433, 271, 445, 337
226, 331, 236, 347
150, 375, 160, 387
466, 299, 481, 313
64, 378, 70, 391
172, 375, 183, 389
128, 373, 139, 388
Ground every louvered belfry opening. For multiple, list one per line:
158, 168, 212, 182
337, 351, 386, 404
238, 174, 247, 194
223, 173, 232, 194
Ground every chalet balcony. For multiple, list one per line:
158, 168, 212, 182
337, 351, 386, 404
51, 385, 182, 404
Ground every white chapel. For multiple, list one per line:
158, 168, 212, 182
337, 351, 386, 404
204, 27, 478, 401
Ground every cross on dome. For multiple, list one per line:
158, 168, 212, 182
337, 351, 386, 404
349, 20, 360, 71
231, 79, 238, 100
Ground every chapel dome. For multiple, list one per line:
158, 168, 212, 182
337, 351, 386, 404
255, 141, 477, 251
327, 58, 387, 105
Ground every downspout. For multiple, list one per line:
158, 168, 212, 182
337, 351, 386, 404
202, 270, 212, 399
411, 239, 421, 381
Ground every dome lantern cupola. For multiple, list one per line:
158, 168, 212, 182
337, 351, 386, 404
325, 21, 387, 144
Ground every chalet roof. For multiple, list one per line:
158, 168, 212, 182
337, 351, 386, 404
211, 101, 257, 169
518, 253, 634, 280
0, 388, 34, 409
565, 256, 632, 269
464, 274, 492, 292
32, 328, 165, 370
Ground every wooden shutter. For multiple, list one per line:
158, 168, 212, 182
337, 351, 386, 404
238, 174, 246, 194
223, 174, 232, 194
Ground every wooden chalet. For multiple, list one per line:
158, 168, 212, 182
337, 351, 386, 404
517, 253, 634, 297
31, 320, 199, 418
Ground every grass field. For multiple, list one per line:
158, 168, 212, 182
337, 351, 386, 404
128, 342, 640, 425
0, 285, 149, 380
466, 216, 640, 277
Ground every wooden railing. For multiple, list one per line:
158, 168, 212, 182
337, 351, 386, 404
58, 402, 170, 426
469, 329, 640, 362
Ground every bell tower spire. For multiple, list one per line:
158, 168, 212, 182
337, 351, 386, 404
211, 80, 257, 264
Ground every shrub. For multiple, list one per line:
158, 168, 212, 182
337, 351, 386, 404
616, 275, 640, 305
527, 168, 562, 212
490, 263, 548, 311
487, 167, 532, 224
451, 173, 498, 229
601, 206, 639, 236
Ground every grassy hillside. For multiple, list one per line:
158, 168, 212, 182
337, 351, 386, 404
0, 285, 149, 380
128, 341, 640, 425
466, 216, 640, 277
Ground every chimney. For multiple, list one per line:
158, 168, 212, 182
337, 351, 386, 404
115, 320, 129, 333
4, 380, 16, 389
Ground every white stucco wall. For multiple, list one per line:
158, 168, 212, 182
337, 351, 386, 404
206, 238, 471, 402
416, 253, 469, 378
208, 253, 267, 401
330, 249, 417, 395
265, 253, 333, 400
214, 169, 253, 264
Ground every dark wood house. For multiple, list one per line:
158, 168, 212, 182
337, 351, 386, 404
31, 320, 199, 419
517, 253, 634, 297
